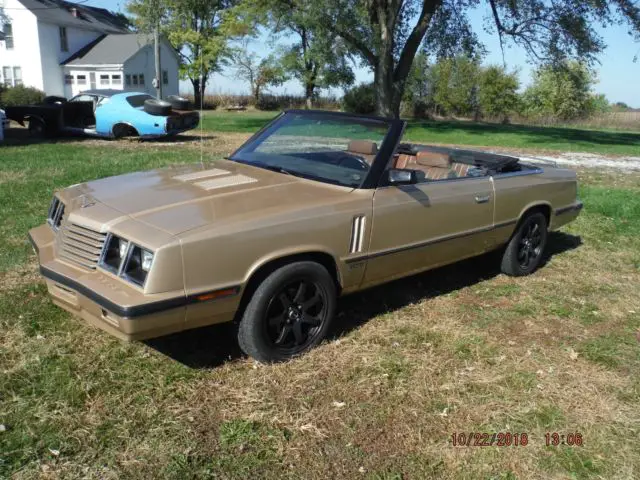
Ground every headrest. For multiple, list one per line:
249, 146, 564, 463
348, 140, 378, 156
416, 150, 451, 168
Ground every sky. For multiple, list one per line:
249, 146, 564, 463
90, 0, 640, 107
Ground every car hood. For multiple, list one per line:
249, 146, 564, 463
61, 159, 354, 235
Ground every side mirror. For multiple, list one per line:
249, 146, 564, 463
387, 168, 417, 185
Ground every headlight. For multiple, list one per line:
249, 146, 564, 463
99, 234, 154, 286
47, 196, 65, 230
122, 245, 153, 286
100, 235, 129, 273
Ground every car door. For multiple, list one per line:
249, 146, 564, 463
361, 174, 495, 287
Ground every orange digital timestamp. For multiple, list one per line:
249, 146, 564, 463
545, 432, 584, 446
450, 432, 529, 447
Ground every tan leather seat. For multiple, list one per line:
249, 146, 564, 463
394, 153, 414, 169
451, 162, 470, 177
415, 151, 454, 180
347, 140, 378, 164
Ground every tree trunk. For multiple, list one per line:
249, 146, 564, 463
374, 57, 402, 118
191, 77, 201, 108
200, 77, 207, 108
305, 83, 314, 109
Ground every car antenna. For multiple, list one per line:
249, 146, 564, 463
199, 51, 204, 169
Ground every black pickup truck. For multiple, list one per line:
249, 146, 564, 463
5, 94, 96, 137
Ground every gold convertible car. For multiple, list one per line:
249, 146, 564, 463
29, 110, 583, 362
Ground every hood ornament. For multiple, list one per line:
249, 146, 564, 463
79, 195, 96, 208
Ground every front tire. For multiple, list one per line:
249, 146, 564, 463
238, 261, 336, 363
28, 118, 46, 138
500, 212, 548, 276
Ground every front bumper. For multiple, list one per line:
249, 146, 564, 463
29, 224, 187, 341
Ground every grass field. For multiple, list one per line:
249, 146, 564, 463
1, 120, 640, 479
198, 110, 640, 156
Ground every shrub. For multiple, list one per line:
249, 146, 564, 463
411, 99, 432, 119
255, 95, 280, 111
0, 85, 46, 108
342, 83, 376, 115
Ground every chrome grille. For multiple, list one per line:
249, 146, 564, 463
56, 221, 107, 270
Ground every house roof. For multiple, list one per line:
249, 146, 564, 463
16, 0, 129, 34
62, 33, 176, 66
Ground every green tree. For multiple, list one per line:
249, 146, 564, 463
403, 52, 431, 103
478, 65, 520, 121
237, 0, 354, 109
296, 0, 640, 118
522, 62, 598, 120
430, 56, 481, 117
128, 0, 240, 107
231, 43, 287, 102
588, 93, 610, 115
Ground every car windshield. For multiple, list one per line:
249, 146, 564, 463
229, 111, 393, 188
126, 94, 154, 108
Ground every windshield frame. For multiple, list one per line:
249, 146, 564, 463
228, 110, 406, 189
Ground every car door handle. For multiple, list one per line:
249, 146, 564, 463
475, 195, 491, 204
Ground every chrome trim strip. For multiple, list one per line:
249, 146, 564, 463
344, 219, 518, 264
349, 215, 366, 254
358, 216, 366, 252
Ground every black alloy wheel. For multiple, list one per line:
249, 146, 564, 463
500, 212, 548, 276
263, 278, 328, 355
518, 220, 543, 269
238, 261, 336, 363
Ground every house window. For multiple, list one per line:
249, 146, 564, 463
125, 74, 131, 86
162, 70, 168, 85
59, 26, 68, 52
138, 74, 145, 85
100, 74, 110, 85
111, 74, 122, 85
2, 66, 11, 87
132, 74, 138, 85
13, 67, 22, 86
4, 24, 13, 50
77, 74, 87, 85
64, 74, 74, 85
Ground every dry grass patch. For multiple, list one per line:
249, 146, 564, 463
1, 141, 640, 478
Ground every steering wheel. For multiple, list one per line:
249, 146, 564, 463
337, 154, 370, 171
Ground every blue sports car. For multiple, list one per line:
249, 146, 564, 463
5, 89, 199, 139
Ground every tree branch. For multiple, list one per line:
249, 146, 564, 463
393, 0, 440, 83
488, 0, 507, 65
331, 24, 377, 65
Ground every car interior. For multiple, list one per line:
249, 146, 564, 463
344, 138, 539, 183
343, 140, 483, 181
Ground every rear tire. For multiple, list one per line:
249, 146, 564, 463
238, 261, 336, 363
28, 118, 46, 138
500, 212, 548, 276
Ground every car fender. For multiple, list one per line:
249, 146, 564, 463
514, 200, 553, 230
242, 245, 345, 289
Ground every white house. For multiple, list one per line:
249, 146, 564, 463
61, 33, 180, 98
0, 0, 179, 98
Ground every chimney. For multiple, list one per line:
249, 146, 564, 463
70, 7, 78, 17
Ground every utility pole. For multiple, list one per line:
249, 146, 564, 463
154, 21, 163, 99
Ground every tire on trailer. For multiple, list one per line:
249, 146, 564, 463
500, 211, 548, 276
42, 96, 67, 105
28, 117, 46, 138
112, 123, 139, 139
238, 261, 337, 363
143, 99, 172, 116
166, 95, 191, 110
